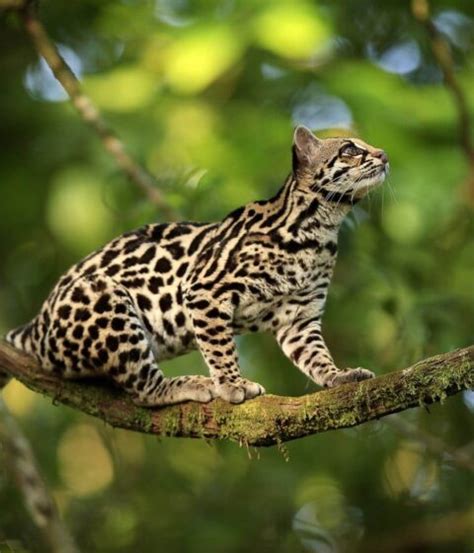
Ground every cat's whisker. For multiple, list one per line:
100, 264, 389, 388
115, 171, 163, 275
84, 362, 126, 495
387, 180, 398, 203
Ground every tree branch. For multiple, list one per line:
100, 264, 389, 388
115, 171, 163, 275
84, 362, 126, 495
0, 340, 472, 447
412, 0, 474, 204
0, 397, 80, 553
16, 0, 177, 219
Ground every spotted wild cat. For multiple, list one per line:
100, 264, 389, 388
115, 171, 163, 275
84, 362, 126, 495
4, 126, 389, 406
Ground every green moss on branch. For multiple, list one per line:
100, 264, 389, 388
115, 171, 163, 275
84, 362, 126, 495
0, 340, 472, 447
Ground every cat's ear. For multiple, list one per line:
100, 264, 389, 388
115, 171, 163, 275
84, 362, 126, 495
292, 126, 321, 172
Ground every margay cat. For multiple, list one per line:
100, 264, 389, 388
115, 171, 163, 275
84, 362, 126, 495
4, 127, 389, 406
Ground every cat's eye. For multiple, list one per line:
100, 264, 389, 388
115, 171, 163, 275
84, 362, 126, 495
341, 144, 364, 156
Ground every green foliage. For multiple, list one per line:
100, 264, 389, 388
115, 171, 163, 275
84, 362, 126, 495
0, 1, 473, 552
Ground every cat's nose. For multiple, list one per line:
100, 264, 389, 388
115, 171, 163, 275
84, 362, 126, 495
374, 149, 389, 164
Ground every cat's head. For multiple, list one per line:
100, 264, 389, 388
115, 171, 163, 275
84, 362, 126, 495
292, 126, 389, 203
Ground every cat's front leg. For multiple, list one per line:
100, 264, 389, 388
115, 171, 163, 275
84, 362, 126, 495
184, 290, 265, 403
275, 317, 374, 387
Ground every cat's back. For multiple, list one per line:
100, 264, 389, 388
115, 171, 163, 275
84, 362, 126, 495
6, 221, 217, 356
65, 221, 216, 288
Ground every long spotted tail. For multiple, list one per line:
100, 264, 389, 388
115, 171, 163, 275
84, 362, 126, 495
5, 320, 37, 354
2, 319, 38, 390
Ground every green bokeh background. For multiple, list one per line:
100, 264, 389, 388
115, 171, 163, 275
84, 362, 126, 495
1, 1, 473, 552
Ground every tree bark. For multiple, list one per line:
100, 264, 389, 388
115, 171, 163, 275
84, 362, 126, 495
0, 397, 80, 553
0, 340, 472, 447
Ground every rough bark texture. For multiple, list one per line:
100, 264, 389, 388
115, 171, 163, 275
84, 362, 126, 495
0, 339, 472, 447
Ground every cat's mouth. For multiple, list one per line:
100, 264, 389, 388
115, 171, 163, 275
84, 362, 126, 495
352, 164, 388, 197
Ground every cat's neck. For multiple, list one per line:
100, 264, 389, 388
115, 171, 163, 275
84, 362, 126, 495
262, 174, 351, 241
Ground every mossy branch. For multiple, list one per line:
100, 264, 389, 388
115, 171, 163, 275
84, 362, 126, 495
0, 340, 472, 447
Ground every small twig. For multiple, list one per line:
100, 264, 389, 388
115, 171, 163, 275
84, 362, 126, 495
387, 415, 474, 472
0, 397, 80, 553
17, 0, 177, 219
0, 340, 472, 446
412, 0, 474, 202
0, 0, 23, 9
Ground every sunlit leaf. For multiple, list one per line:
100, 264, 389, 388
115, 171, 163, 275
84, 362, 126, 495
253, 2, 331, 59
2, 380, 37, 417
161, 25, 242, 93
84, 66, 157, 111
383, 201, 423, 244
47, 167, 114, 254
58, 424, 114, 496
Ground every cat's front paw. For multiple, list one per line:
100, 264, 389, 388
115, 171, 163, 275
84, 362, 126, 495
326, 367, 375, 388
216, 378, 266, 404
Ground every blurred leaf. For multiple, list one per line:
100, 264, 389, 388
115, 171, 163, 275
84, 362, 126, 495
160, 25, 243, 93
84, 66, 157, 112
253, 2, 331, 59
47, 167, 114, 254
383, 201, 424, 244
58, 424, 114, 496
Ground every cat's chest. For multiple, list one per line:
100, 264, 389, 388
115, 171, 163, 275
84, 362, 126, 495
233, 251, 335, 331
280, 243, 337, 291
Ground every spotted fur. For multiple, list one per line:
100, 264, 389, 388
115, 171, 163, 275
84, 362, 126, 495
4, 127, 389, 406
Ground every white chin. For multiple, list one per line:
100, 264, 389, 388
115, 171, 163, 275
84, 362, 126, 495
354, 172, 385, 196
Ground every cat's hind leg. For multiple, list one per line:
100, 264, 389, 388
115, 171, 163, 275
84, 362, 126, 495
48, 276, 216, 407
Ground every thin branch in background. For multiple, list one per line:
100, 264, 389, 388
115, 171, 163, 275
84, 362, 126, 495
363, 507, 474, 553
412, 0, 474, 203
0, 398, 80, 553
16, 0, 177, 220
386, 415, 474, 472
0, 340, 472, 446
